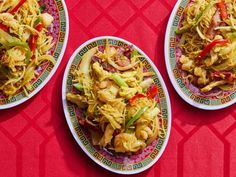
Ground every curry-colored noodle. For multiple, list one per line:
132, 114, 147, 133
177, 0, 236, 92
0, 0, 55, 97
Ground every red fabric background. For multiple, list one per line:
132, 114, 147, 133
1, 0, 236, 176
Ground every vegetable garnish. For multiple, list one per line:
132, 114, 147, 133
39, 4, 46, 13
176, 2, 215, 34
131, 49, 139, 58
129, 84, 158, 105
196, 39, 230, 62
9, 0, 27, 14
35, 22, 44, 31
4, 41, 32, 64
0, 23, 9, 32
176, 26, 191, 35
194, 2, 215, 26
126, 106, 149, 130
146, 84, 158, 99
73, 83, 84, 91
29, 22, 44, 53
3, 41, 29, 49
29, 35, 38, 54
217, 0, 228, 20
111, 74, 128, 87
34, 17, 42, 27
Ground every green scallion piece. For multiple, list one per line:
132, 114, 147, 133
73, 83, 84, 91
111, 74, 128, 87
39, 4, 46, 13
126, 106, 149, 130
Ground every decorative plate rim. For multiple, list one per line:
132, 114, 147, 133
165, 0, 236, 110
0, 0, 69, 110
62, 36, 172, 174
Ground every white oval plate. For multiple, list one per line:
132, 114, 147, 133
165, 0, 236, 110
62, 36, 172, 174
0, 0, 69, 109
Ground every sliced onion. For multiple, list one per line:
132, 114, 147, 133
107, 58, 139, 71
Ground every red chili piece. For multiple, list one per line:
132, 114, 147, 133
146, 84, 158, 99
129, 85, 159, 105
9, 0, 27, 14
211, 71, 235, 82
29, 35, 38, 53
35, 23, 44, 32
217, 1, 228, 20
0, 23, 9, 32
29, 23, 44, 53
196, 39, 230, 61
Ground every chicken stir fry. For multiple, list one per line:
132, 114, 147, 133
67, 41, 161, 154
177, 0, 236, 93
0, 0, 55, 97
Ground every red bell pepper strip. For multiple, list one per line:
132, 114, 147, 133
35, 23, 43, 32
217, 1, 228, 20
0, 23, 9, 32
196, 39, 230, 61
9, 0, 27, 14
129, 85, 158, 105
29, 35, 38, 53
29, 23, 44, 53
146, 84, 158, 99
129, 93, 146, 106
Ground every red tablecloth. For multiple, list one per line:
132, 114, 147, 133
1, 0, 236, 177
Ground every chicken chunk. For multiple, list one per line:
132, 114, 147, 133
40, 13, 54, 27
97, 84, 119, 103
194, 67, 209, 85
114, 133, 146, 153
201, 80, 226, 92
180, 55, 195, 72
99, 124, 115, 148
135, 124, 153, 140
92, 62, 111, 81
66, 93, 88, 109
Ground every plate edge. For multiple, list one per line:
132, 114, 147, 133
62, 36, 172, 175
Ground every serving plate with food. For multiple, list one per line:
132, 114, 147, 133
165, 0, 236, 110
62, 36, 171, 174
0, 0, 69, 109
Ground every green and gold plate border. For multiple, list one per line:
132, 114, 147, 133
165, 0, 236, 110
